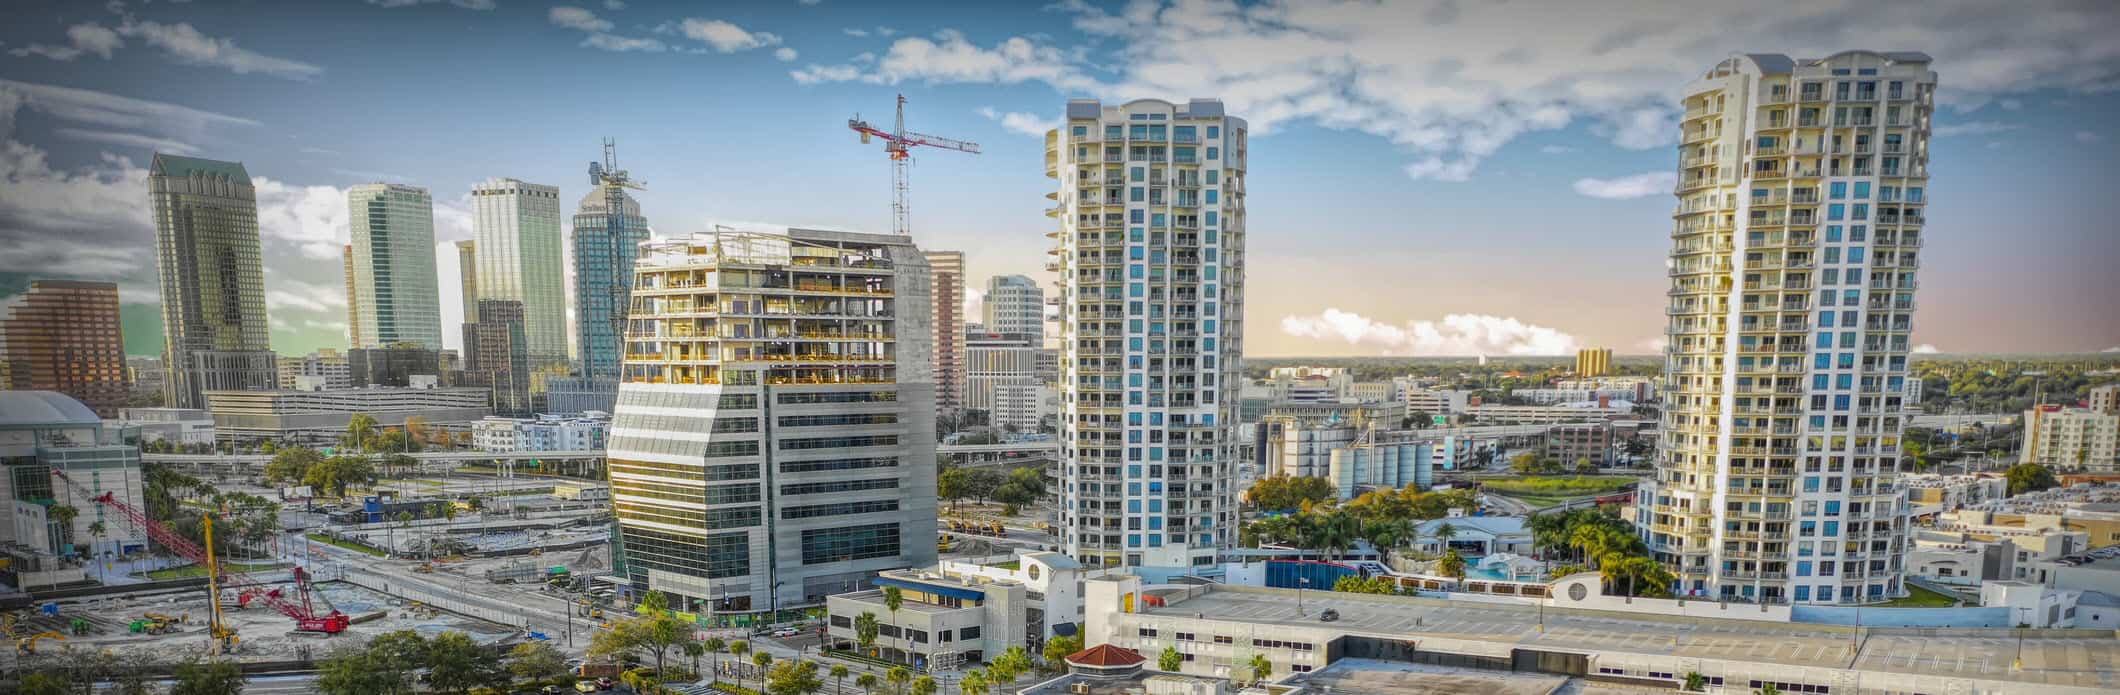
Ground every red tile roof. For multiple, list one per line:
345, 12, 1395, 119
1066, 644, 1145, 667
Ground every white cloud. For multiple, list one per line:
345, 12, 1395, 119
964, 288, 984, 322
977, 106, 1059, 137
298, 145, 341, 155
265, 279, 347, 313
111, 19, 324, 80
0, 78, 257, 140
1984, 141, 2004, 150
366, 0, 497, 8
602, 0, 627, 9
1912, 344, 1941, 354
1999, 98, 2022, 111
2076, 131, 2104, 143
876, 26, 897, 37
8, 23, 122, 61
2103, 346, 2120, 353
796, 1, 2120, 181
1573, 171, 1677, 200
53, 127, 198, 154
1640, 337, 1669, 353
1933, 121, 2023, 137
775, 47, 799, 62
549, 6, 612, 33
550, 7, 667, 53
680, 19, 783, 53
842, 28, 869, 37
1280, 309, 1579, 356
1538, 144, 1576, 154
252, 178, 351, 260
799, 0, 823, 6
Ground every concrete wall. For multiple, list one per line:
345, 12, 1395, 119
1790, 605, 2013, 628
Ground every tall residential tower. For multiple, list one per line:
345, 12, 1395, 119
147, 153, 277, 409
924, 251, 967, 420
1050, 99, 1248, 568
606, 228, 937, 617
471, 178, 568, 369
574, 145, 651, 381
1642, 52, 1933, 605
983, 274, 1045, 338
0, 281, 128, 417
348, 183, 444, 350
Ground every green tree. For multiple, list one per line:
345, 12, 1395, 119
1042, 634, 1083, 667
960, 670, 989, 695
728, 641, 751, 689
751, 652, 774, 692
1438, 549, 1467, 579
266, 447, 324, 484
170, 657, 246, 695
855, 611, 881, 656
683, 640, 706, 680
882, 586, 905, 663
2007, 463, 2059, 496
426, 631, 503, 694
1158, 645, 1185, 672
830, 664, 851, 695
993, 645, 1033, 683
344, 413, 380, 451
375, 429, 412, 455
18, 672, 71, 695
856, 673, 882, 695
910, 675, 937, 695
886, 666, 912, 695
1433, 522, 1458, 552
1247, 654, 1273, 685
765, 658, 823, 695
1243, 475, 1336, 510
1600, 556, 1675, 598
702, 637, 728, 683
507, 641, 568, 683
46, 504, 79, 546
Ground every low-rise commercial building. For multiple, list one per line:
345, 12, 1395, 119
2021, 401, 2119, 471
278, 348, 353, 390
114, 407, 216, 446
1263, 367, 1353, 403
205, 384, 492, 445
472, 413, 609, 452
827, 567, 1029, 671
1541, 422, 1612, 467
1902, 473, 2008, 515
0, 391, 148, 586
544, 375, 618, 417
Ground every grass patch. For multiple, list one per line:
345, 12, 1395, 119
1483, 476, 1636, 508
821, 648, 900, 670
1878, 583, 1958, 608
986, 559, 1021, 571
142, 561, 286, 579
306, 532, 387, 557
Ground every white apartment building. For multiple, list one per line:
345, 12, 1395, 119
607, 228, 938, 617
1641, 51, 1934, 605
1512, 388, 1642, 405
966, 331, 1040, 415
473, 413, 609, 453
349, 183, 444, 350
993, 382, 1053, 433
1051, 98, 1247, 568
277, 348, 353, 390
2021, 401, 2120, 471
1402, 388, 1473, 418
983, 274, 1045, 338
471, 178, 568, 368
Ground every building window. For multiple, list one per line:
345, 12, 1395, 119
783, 500, 900, 519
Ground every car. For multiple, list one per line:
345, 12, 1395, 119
772, 628, 801, 637
540, 686, 562, 695
575, 680, 598, 693
597, 677, 615, 690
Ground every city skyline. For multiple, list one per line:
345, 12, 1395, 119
2, 0, 2119, 359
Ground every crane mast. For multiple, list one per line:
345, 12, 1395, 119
847, 94, 981, 235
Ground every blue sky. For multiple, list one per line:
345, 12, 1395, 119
2, 0, 2117, 358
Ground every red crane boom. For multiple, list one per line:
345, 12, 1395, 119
847, 94, 981, 236
51, 470, 348, 633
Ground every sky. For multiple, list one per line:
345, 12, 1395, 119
1, 0, 2117, 359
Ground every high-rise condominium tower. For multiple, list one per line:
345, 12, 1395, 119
1050, 99, 1248, 568
471, 178, 568, 368
606, 228, 937, 616
924, 251, 966, 419
456, 240, 479, 324
0, 280, 128, 417
148, 153, 277, 409
348, 183, 443, 350
1643, 52, 1933, 605
344, 244, 362, 346
984, 274, 1044, 338
574, 150, 651, 381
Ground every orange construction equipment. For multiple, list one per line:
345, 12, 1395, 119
847, 94, 981, 236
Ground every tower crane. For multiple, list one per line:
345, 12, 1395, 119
49, 470, 349, 639
588, 138, 644, 190
848, 94, 981, 235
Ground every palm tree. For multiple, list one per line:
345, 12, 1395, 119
1601, 556, 1674, 598
856, 673, 882, 695
729, 640, 751, 689
752, 652, 774, 691
831, 664, 850, 695
887, 666, 912, 695
703, 637, 727, 683
959, 670, 989, 695
882, 586, 905, 664
1247, 654, 1272, 685
1438, 549, 1467, 579
684, 641, 706, 680
1433, 522, 1458, 555
47, 505, 79, 549
855, 611, 881, 657
911, 675, 937, 695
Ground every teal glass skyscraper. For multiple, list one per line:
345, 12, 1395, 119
573, 142, 650, 380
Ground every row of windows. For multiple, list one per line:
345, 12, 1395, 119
614, 502, 761, 531
618, 526, 750, 580
714, 418, 761, 433
704, 483, 762, 505
778, 391, 896, 404
782, 478, 898, 496
781, 435, 898, 451
781, 457, 899, 473
782, 500, 900, 519
705, 440, 762, 457
800, 523, 901, 565
719, 393, 759, 409
778, 413, 900, 428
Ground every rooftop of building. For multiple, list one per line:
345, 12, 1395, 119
1287, 659, 1570, 695
0, 391, 101, 428
1135, 585, 2120, 689
150, 152, 248, 179
1414, 516, 1527, 538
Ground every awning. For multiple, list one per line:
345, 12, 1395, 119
1051, 622, 1078, 636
